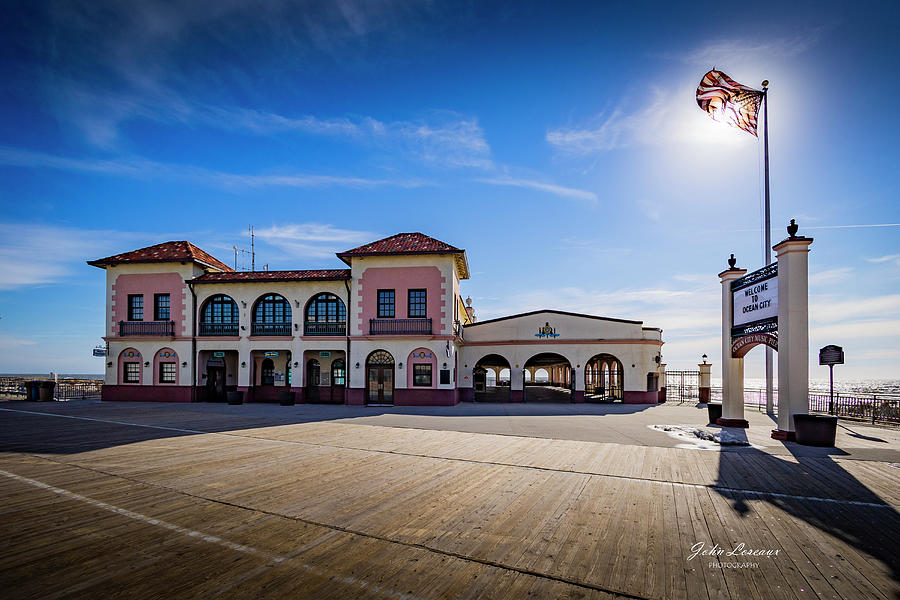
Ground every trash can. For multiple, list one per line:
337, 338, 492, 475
707, 402, 723, 425
279, 391, 296, 406
794, 414, 838, 447
226, 390, 244, 405
38, 380, 56, 401
26, 380, 40, 401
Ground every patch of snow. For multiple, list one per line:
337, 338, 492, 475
649, 424, 762, 450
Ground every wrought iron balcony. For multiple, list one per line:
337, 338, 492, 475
251, 322, 292, 336
304, 321, 347, 336
118, 320, 175, 337
199, 322, 239, 336
369, 318, 432, 335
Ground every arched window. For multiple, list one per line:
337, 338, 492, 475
200, 295, 239, 336
305, 293, 347, 336
252, 294, 292, 336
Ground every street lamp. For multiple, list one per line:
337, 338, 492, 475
702, 354, 708, 364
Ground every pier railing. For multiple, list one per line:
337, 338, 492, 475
0, 377, 103, 400
701, 386, 900, 427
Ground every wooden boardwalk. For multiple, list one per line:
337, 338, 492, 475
1, 404, 898, 599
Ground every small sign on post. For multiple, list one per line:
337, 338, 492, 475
819, 345, 844, 415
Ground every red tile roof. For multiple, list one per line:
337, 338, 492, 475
88, 241, 233, 272
191, 269, 351, 283
337, 232, 469, 278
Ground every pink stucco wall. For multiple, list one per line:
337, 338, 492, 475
356, 266, 446, 334
112, 272, 187, 335
406, 347, 437, 388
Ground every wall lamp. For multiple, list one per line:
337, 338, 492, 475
107, 361, 113, 367
294, 323, 299, 330
241, 361, 247, 368
293, 361, 299, 367
144, 361, 150, 367
295, 300, 300, 307
442, 363, 447, 369
241, 301, 247, 308
181, 361, 188, 367
398, 362, 403, 369
355, 362, 360, 369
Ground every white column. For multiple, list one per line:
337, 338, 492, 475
720, 266, 748, 426
698, 362, 711, 403
774, 235, 813, 436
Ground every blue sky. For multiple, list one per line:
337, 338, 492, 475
1, 1, 898, 380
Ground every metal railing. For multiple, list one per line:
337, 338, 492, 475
304, 322, 347, 336
199, 322, 239, 336
0, 377, 103, 400
118, 320, 175, 336
251, 322, 292, 336
369, 318, 432, 335
809, 393, 900, 426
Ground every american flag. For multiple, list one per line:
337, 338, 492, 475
696, 69, 764, 136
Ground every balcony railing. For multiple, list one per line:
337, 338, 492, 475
199, 322, 239, 336
251, 322, 292, 336
304, 321, 347, 336
118, 320, 175, 337
369, 318, 432, 335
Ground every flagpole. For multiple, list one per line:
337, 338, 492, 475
762, 79, 774, 414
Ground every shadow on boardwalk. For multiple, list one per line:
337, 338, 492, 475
0, 399, 657, 455
712, 426, 900, 596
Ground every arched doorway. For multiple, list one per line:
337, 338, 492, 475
473, 354, 510, 402
524, 353, 573, 402
366, 350, 394, 405
585, 353, 624, 402
261, 358, 275, 386
306, 359, 321, 401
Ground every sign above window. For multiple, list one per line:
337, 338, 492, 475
213, 351, 225, 358
264, 351, 279, 357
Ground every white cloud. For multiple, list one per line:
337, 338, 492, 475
253, 223, 378, 259
809, 267, 853, 286
867, 253, 900, 266
667, 31, 824, 65
809, 294, 900, 324
546, 85, 754, 156
0, 146, 428, 190
477, 176, 598, 203
0, 223, 134, 289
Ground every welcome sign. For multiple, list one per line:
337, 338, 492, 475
731, 263, 778, 335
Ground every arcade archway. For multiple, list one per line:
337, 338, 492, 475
524, 353, 573, 402
473, 354, 510, 402
585, 353, 624, 402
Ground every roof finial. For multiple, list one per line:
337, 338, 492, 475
787, 218, 798, 238
727, 254, 737, 269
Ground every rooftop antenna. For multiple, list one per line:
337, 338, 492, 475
231, 225, 256, 272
